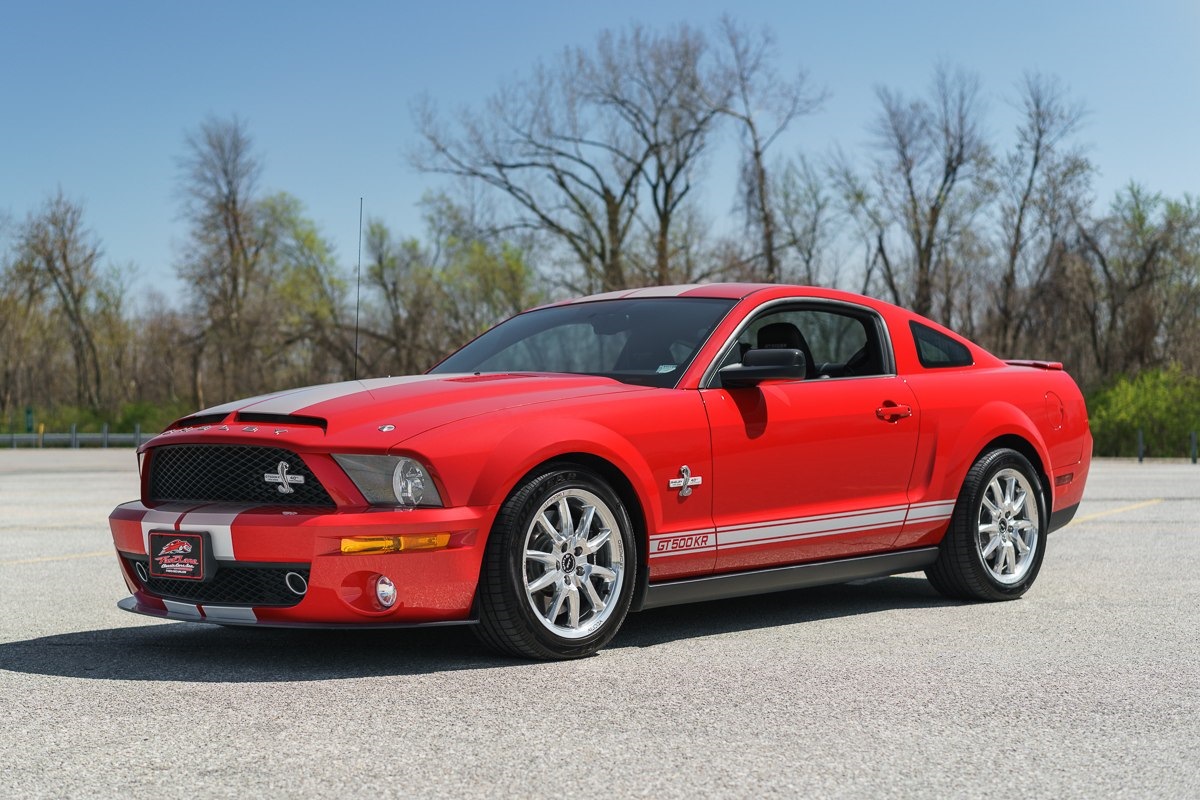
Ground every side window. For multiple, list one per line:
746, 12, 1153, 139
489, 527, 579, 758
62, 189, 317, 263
715, 305, 888, 379
910, 321, 973, 368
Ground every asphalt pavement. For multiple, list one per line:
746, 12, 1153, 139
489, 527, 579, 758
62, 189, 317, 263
0, 451, 1196, 798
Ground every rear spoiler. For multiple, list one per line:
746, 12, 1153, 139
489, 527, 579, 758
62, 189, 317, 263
1005, 359, 1063, 370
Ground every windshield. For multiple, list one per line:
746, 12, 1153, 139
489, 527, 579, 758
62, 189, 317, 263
430, 297, 736, 388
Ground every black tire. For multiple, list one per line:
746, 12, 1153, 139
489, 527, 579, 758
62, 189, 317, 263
474, 463, 637, 660
926, 448, 1047, 601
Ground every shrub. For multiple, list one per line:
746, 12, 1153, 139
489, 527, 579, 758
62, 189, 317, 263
1089, 366, 1200, 457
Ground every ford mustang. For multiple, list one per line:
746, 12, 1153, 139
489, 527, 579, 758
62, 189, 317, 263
109, 283, 1091, 659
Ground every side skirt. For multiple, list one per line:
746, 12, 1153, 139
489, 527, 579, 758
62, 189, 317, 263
639, 547, 939, 611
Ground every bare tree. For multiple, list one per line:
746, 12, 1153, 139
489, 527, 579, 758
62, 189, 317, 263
1067, 186, 1200, 384
714, 16, 826, 281
590, 24, 724, 285
16, 192, 105, 409
988, 73, 1090, 356
265, 193, 356, 384
414, 62, 642, 292
176, 115, 273, 404
776, 156, 836, 285
360, 195, 542, 376
856, 65, 992, 320
414, 23, 728, 292
0, 239, 42, 423
359, 219, 442, 375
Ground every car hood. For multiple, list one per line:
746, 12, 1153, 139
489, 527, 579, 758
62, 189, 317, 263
167, 373, 651, 449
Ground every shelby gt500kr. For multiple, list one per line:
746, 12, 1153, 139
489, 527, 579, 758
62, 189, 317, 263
109, 283, 1091, 659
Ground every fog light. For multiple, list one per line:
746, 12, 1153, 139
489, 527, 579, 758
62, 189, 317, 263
374, 575, 397, 608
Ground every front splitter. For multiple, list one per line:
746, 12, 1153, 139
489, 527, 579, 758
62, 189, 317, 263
116, 596, 478, 629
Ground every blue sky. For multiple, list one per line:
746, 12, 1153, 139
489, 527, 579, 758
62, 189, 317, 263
2, 0, 1197, 297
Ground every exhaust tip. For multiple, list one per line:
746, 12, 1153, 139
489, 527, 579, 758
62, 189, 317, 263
284, 571, 308, 596
134, 561, 149, 583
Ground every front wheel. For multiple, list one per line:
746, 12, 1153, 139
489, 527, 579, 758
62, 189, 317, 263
926, 448, 1047, 601
474, 464, 636, 659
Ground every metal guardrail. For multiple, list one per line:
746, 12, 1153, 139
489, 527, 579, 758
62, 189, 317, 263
1136, 429, 1199, 464
5, 424, 158, 448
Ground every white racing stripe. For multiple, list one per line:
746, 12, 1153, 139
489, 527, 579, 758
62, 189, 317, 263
719, 519, 906, 551
908, 499, 956, 509
195, 389, 300, 418
202, 606, 257, 623
243, 374, 455, 415
718, 508, 908, 545
162, 600, 203, 619
191, 374, 467, 419
904, 500, 957, 523
649, 499, 955, 559
177, 505, 244, 560
139, 504, 195, 555
625, 284, 703, 298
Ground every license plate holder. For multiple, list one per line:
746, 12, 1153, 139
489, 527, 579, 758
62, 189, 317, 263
148, 530, 214, 582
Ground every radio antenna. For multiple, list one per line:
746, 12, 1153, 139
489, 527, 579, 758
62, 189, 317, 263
353, 197, 363, 381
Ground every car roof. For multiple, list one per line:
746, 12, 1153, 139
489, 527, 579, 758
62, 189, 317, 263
536, 283, 879, 308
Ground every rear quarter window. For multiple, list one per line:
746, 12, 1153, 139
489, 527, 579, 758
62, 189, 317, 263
910, 321, 973, 368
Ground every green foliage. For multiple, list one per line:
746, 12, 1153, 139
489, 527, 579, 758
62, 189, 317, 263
1088, 366, 1200, 457
1, 400, 194, 435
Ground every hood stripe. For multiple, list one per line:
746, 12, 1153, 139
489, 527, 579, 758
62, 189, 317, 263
235, 374, 460, 416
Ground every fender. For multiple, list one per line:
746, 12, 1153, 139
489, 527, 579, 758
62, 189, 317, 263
469, 416, 663, 527
400, 387, 715, 554
912, 398, 1053, 509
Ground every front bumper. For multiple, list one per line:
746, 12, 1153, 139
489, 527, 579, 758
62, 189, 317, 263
109, 500, 497, 626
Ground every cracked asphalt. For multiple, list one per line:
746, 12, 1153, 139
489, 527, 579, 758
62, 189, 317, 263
1, 451, 1197, 798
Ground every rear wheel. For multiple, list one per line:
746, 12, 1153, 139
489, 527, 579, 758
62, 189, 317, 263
474, 464, 636, 659
926, 448, 1047, 601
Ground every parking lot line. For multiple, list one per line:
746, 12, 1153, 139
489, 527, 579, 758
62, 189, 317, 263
0, 550, 112, 566
1066, 498, 1163, 527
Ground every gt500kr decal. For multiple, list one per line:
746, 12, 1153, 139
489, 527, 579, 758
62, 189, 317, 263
651, 531, 716, 556
649, 499, 955, 559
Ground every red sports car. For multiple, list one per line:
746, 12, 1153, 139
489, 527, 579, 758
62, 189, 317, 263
109, 284, 1091, 659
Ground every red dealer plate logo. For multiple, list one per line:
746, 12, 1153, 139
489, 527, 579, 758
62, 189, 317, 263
149, 531, 210, 581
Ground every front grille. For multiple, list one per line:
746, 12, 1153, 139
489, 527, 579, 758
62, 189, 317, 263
147, 444, 334, 507
128, 557, 309, 607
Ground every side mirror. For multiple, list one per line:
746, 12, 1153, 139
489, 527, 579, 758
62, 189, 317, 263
719, 348, 806, 388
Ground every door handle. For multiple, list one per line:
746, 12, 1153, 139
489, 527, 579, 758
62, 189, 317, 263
876, 403, 912, 422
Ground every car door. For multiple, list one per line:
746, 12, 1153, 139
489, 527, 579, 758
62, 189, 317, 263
700, 302, 920, 573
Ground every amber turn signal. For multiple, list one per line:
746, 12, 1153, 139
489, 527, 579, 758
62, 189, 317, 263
340, 534, 450, 555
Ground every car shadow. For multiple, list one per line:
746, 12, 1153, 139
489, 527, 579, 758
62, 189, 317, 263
0, 576, 954, 682
612, 574, 952, 649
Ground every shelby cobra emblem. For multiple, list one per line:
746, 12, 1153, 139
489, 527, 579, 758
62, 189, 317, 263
668, 465, 703, 497
263, 461, 305, 494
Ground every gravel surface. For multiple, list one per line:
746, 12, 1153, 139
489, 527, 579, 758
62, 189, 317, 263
0, 452, 1196, 798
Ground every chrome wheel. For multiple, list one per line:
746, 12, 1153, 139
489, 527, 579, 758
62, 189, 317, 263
976, 467, 1040, 585
522, 487, 625, 640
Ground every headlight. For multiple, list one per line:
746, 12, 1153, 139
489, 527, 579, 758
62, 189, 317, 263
333, 454, 444, 508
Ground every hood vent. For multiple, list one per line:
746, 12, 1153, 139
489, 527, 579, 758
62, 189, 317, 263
236, 413, 328, 432
169, 412, 230, 430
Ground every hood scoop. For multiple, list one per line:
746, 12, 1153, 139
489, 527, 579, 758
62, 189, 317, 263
235, 412, 328, 432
